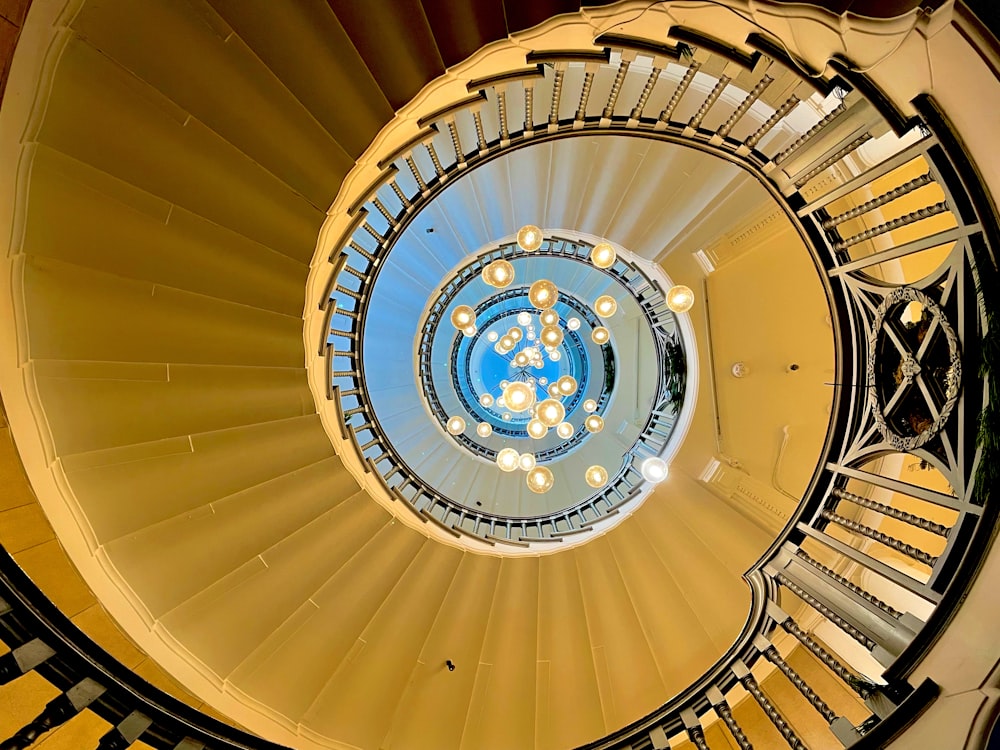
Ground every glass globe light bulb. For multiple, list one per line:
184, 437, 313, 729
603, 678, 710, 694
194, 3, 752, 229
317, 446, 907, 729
528, 279, 558, 310
503, 381, 535, 413
536, 398, 566, 427
517, 224, 543, 252
549, 350, 561, 362
641, 457, 669, 483
594, 295, 618, 318
567, 317, 581, 331
479, 393, 494, 408
585, 415, 604, 433
508, 327, 523, 342
500, 380, 509, 389
446, 416, 466, 435
463, 324, 477, 337
481, 259, 514, 288
590, 242, 616, 269
496, 396, 505, 408
517, 311, 531, 326
539, 309, 559, 327
556, 422, 574, 439
496, 448, 519, 472
450, 305, 475, 330
665, 285, 695, 313
502, 412, 512, 421
526, 466, 554, 494
476, 422, 493, 438
487, 330, 499, 343
526, 419, 548, 439
540, 325, 563, 348
547, 383, 560, 398
583, 398, 597, 413
585, 465, 609, 488
556, 375, 577, 396
514, 351, 530, 367
538, 377, 548, 386
592, 326, 610, 345
499, 335, 515, 351
518, 453, 537, 471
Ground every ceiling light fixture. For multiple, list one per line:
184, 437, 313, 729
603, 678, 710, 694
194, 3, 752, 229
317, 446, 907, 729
447, 229, 678, 498
665, 285, 695, 313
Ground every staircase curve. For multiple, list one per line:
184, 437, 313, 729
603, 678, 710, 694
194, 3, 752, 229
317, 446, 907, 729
0, 2, 997, 750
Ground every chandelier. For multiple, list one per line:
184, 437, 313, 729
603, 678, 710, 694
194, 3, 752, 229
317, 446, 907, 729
443, 226, 691, 494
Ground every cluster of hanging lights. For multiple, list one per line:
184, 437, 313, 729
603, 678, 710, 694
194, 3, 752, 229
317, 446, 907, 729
445, 226, 687, 495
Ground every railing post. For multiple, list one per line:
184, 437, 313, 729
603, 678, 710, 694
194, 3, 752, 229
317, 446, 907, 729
732, 660, 807, 750
769, 545, 921, 665
706, 686, 754, 750
0, 637, 55, 685
96, 711, 152, 749
0, 678, 105, 750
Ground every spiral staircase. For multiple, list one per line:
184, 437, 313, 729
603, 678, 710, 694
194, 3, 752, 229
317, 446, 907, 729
0, 1, 997, 750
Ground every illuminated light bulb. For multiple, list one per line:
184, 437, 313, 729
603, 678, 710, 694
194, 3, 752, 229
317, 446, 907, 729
496, 448, 519, 472
517, 224, 543, 252
556, 422, 574, 439
527, 331, 536, 341
585, 415, 605, 433
477, 422, 493, 438
508, 327, 523, 342
641, 457, 669, 483
585, 465, 609, 488
482, 259, 514, 288
536, 399, 566, 427
556, 375, 577, 396
450, 305, 475, 330
548, 383, 560, 398
518, 453, 537, 471
503, 381, 536, 412
583, 398, 597, 413
502, 412, 512, 421
500, 380, 510, 389
494, 342, 504, 354
514, 351, 530, 367
590, 242, 616, 269
540, 325, 563, 348
592, 326, 610, 345
487, 331, 499, 342
496, 396, 506, 408
528, 279, 558, 310
567, 317, 581, 331
665, 284, 695, 313
526, 419, 548, 439
522, 347, 538, 360
549, 350, 562, 362
499, 335, 515, 351
533, 359, 544, 369
594, 295, 618, 318
479, 393, 494, 408
517, 311, 532, 326
538, 377, 548, 386
540, 309, 559, 327
463, 324, 477, 337
526, 466, 554, 494
447, 416, 466, 435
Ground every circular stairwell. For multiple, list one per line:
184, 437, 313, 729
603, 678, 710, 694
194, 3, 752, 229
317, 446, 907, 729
0, 2, 997, 750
